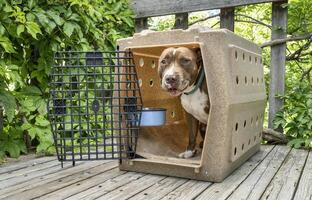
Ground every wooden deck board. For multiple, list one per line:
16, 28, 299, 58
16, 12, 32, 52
259, 149, 308, 200
0, 156, 55, 175
129, 177, 188, 200
4, 161, 117, 200
0, 161, 104, 199
227, 145, 291, 200
194, 145, 274, 200
161, 180, 212, 200
0, 158, 60, 181
96, 174, 166, 200
0, 145, 310, 200
293, 150, 312, 200
37, 167, 124, 200
65, 172, 146, 200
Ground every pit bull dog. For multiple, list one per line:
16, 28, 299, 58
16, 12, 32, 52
158, 47, 210, 158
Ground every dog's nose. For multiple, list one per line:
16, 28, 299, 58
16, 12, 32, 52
165, 75, 177, 85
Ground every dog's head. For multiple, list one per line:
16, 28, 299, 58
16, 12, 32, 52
158, 47, 201, 96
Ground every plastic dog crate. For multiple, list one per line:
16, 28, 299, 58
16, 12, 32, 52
117, 28, 266, 182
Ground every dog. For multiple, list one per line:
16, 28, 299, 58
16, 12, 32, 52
158, 47, 210, 158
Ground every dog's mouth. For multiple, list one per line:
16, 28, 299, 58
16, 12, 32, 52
165, 81, 189, 97
167, 85, 189, 96
167, 87, 182, 96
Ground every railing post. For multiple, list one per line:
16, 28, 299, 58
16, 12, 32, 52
268, 1, 288, 131
135, 17, 148, 33
174, 13, 189, 29
220, 7, 235, 31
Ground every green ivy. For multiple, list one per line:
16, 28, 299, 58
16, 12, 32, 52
274, 83, 312, 148
0, 0, 134, 161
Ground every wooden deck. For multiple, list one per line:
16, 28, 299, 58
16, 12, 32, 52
0, 145, 311, 200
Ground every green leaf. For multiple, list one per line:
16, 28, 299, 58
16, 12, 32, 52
47, 10, 64, 26
16, 25, 25, 36
21, 86, 42, 95
0, 90, 16, 122
21, 123, 32, 131
63, 22, 75, 37
37, 100, 47, 115
68, 13, 80, 22
28, 0, 35, 9
28, 127, 40, 140
288, 138, 304, 149
0, 36, 16, 53
0, 24, 6, 35
35, 115, 50, 127
34, 10, 56, 34
3, 4, 13, 13
36, 139, 54, 154
26, 21, 42, 39
4, 142, 20, 158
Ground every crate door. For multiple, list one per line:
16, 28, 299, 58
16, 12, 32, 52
48, 51, 142, 165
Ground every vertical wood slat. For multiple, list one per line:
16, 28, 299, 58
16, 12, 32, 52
268, 1, 287, 130
174, 13, 189, 29
135, 17, 148, 33
220, 7, 235, 31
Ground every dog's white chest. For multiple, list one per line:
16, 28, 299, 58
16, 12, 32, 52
181, 88, 208, 124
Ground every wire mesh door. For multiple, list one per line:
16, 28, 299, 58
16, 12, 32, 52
48, 50, 142, 166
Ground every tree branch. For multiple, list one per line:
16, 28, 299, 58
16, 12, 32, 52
300, 51, 312, 57
235, 14, 271, 29
262, 128, 288, 145
261, 32, 312, 48
235, 20, 269, 28
286, 39, 312, 61
300, 66, 312, 82
188, 13, 220, 26
189, 13, 271, 30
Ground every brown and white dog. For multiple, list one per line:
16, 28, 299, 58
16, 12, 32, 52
158, 47, 210, 158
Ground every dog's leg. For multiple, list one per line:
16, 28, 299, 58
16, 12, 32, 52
179, 112, 199, 159
199, 123, 206, 148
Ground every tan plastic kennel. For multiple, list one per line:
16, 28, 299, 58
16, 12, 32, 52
116, 28, 266, 182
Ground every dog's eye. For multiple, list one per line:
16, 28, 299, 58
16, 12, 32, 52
180, 58, 191, 65
160, 59, 166, 65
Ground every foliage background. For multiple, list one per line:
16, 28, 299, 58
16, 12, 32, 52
0, 0, 134, 162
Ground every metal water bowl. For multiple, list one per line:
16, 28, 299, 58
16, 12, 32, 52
140, 108, 166, 126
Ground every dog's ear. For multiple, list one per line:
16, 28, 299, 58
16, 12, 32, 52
195, 48, 202, 68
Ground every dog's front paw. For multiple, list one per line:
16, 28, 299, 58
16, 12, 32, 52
178, 150, 196, 159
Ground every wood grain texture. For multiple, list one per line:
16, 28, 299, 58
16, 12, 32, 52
0, 161, 105, 199
129, 176, 187, 200
65, 172, 146, 200
174, 13, 188, 30
293, 151, 312, 200
96, 174, 166, 200
0, 156, 55, 175
0, 159, 59, 181
260, 149, 308, 200
162, 180, 212, 200
220, 7, 235, 31
37, 168, 124, 200
268, 1, 288, 130
195, 145, 274, 200
227, 145, 291, 200
132, 0, 285, 18
0, 161, 62, 190
4, 161, 118, 200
